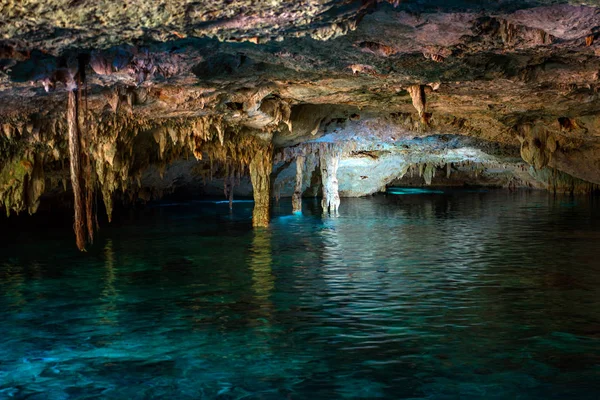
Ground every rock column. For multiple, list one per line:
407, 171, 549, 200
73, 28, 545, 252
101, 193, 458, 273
292, 155, 304, 214
319, 144, 340, 214
249, 143, 273, 227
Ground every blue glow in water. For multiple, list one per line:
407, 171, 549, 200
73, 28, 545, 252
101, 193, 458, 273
387, 187, 445, 195
154, 200, 255, 207
276, 214, 302, 222
1, 191, 600, 399
212, 200, 254, 204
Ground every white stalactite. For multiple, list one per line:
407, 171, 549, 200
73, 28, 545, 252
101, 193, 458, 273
319, 144, 340, 214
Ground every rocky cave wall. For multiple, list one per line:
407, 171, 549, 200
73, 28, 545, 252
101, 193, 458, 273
2, 0, 600, 248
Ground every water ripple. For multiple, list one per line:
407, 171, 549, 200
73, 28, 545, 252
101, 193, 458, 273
1, 191, 599, 399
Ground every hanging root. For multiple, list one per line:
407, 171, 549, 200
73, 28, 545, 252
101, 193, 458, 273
67, 68, 98, 251
83, 127, 96, 244
68, 90, 87, 251
85, 180, 94, 243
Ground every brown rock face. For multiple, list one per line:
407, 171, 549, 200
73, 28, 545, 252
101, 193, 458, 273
2, 0, 600, 246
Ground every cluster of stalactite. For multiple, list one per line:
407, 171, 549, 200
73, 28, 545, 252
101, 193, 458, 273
0, 114, 66, 217
531, 167, 599, 194
404, 161, 489, 185
0, 152, 45, 217
200, 132, 275, 226
0, 101, 280, 247
398, 160, 598, 193
275, 141, 347, 215
92, 117, 279, 234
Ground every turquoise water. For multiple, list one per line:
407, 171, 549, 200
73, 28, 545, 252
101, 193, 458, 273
1, 191, 600, 399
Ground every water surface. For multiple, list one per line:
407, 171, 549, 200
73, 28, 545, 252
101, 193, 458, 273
1, 190, 599, 399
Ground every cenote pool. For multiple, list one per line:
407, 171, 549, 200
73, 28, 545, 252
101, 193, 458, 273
1, 190, 599, 399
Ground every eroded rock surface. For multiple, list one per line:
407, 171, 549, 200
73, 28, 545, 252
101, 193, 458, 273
2, 0, 600, 246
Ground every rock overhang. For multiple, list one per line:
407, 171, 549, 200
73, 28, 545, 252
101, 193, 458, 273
1, 0, 600, 242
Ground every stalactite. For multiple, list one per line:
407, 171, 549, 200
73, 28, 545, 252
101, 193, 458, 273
274, 183, 282, 204
292, 155, 304, 214
26, 154, 45, 215
249, 142, 273, 227
407, 85, 432, 125
319, 143, 340, 214
228, 172, 234, 209
223, 163, 236, 210
67, 90, 87, 251
586, 34, 595, 47
423, 163, 435, 185
517, 123, 557, 170
397, 164, 411, 181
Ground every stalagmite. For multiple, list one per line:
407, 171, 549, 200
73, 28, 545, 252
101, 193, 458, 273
67, 90, 87, 251
319, 144, 340, 214
249, 142, 273, 227
292, 155, 304, 214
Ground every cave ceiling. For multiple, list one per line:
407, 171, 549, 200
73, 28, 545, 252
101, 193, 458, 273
2, 0, 600, 187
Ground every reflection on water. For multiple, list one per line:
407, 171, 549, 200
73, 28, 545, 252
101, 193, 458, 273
249, 230, 274, 303
1, 263, 26, 310
1, 190, 600, 399
99, 239, 119, 326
